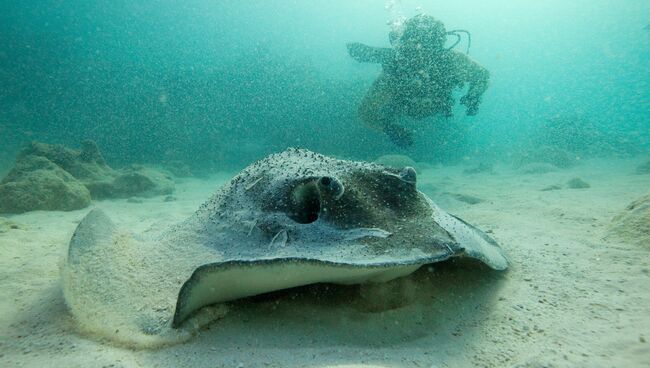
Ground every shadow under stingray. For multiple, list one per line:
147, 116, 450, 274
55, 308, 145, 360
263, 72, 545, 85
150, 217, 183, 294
142, 258, 508, 367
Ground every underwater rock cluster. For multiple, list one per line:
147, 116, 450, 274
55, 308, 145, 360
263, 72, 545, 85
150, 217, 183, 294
0, 141, 174, 213
606, 192, 650, 247
528, 115, 639, 157
106, 164, 175, 199
514, 145, 579, 171
163, 160, 193, 178
0, 154, 91, 213
538, 178, 590, 192
514, 114, 643, 172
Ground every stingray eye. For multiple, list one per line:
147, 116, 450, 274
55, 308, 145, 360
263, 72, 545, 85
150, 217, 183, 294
399, 167, 417, 184
318, 176, 345, 199
288, 182, 321, 224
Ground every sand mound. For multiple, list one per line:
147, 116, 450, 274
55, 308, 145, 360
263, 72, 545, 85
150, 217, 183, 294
514, 145, 579, 170
61, 210, 228, 348
606, 192, 650, 247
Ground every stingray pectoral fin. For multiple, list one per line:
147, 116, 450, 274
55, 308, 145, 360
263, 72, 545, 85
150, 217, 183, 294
67, 208, 117, 264
172, 259, 423, 328
432, 207, 508, 270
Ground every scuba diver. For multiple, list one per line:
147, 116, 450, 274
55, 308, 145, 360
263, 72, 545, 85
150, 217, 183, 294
347, 14, 490, 147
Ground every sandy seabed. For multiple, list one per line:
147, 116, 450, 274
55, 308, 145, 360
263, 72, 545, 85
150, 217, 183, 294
1, 158, 648, 368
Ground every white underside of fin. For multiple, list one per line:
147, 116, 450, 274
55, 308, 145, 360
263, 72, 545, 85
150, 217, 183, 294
177, 261, 420, 324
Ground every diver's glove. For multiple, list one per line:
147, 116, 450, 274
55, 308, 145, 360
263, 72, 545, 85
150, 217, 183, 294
460, 95, 480, 116
346, 42, 364, 57
346, 42, 393, 64
383, 124, 414, 148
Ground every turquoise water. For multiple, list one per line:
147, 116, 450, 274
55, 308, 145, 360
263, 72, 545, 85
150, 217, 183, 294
1, 2, 650, 367
1, 0, 648, 172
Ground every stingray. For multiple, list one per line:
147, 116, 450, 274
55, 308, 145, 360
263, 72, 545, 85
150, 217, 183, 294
62, 148, 507, 346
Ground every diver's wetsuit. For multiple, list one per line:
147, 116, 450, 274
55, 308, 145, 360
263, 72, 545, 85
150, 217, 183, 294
347, 39, 489, 147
